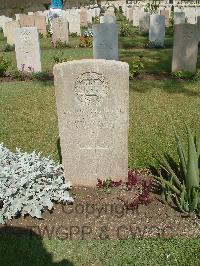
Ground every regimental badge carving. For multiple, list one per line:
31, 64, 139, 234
20, 29, 31, 43
74, 72, 108, 105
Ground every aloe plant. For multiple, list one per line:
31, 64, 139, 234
154, 125, 200, 214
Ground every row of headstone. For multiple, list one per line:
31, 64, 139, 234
0, 6, 100, 39
19, 15, 47, 36
2, 5, 200, 76
123, 4, 200, 26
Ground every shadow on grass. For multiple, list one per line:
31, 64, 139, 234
120, 48, 172, 74
0, 226, 74, 266
57, 137, 62, 164
130, 79, 200, 96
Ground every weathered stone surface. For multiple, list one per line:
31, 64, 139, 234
160, 10, 170, 27
15, 27, 41, 72
105, 6, 115, 16
53, 59, 129, 187
87, 10, 93, 24
34, 15, 47, 36
80, 8, 88, 27
172, 24, 199, 73
133, 9, 139, 26
20, 15, 46, 36
127, 7, 133, 22
100, 15, 116, 24
93, 23, 118, 60
174, 12, 185, 24
19, 15, 35, 27
149, 15, 165, 47
0, 16, 12, 37
66, 12, 81, 35
15, 14, 21, 21
185, 7, 196, 24
94, 7, 101, 17
139, 12, 150, 34
5, 20, 20, 45
52, 17, 69, 46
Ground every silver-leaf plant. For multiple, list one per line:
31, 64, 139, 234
0, 143, 73, 224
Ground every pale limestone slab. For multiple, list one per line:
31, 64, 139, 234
15, 27, 41, 73
100, 15, 116, 24
80, 8, 88, 27
93, 23, 118, 60
160, 10, 170, 27
174, 12, 185, 24
139, 12, 150, 34
133, 10, 139, 26
34, 15, 47, 37
52, 17, 69, 46
149, 15, 165, 47
19, 15, 35, 27
53, 59, 129, 187
20, 15, 47, 36
172, 24, 199, 73
5, 20, 20, 45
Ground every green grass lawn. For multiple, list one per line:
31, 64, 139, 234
1, 79, 200, 169
1, 29, 200, 168
1, 24, 200, 265
0, 236, 199, 265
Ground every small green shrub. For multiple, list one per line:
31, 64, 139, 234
144, 3, 159, 14
53, 50, 71, 63
70, 32, 78, 37
119, 22, 133, 37
54, 40, 71, 49
172, 71, 199, 81
39, 32, 44, 39
92, 16, 100, 24
0, 56, 9, 77
2, 44, 15, 52
146, 41, 165, 49
165, 26, 174, 36
129, 56, 144, 79
32, 71, 52, 82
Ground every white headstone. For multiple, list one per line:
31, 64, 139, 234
53, 59, 129, 187
172, 24, 199, 73
52, 17, 69, 46
5, 20, 20, 45
93, 23, 119, 60
100, 15, 116, 24
174, 12, 185, 24
15, 27, 41, 73
149, 15, 165, 47
139, 12, 150, 34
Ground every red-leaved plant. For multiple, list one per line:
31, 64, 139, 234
97, 170, 152, 209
